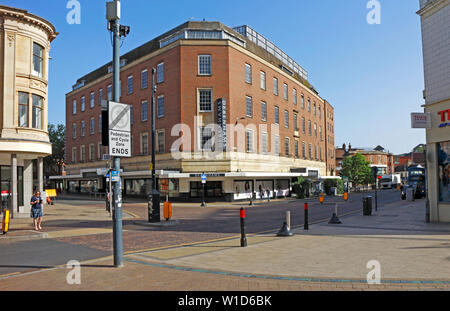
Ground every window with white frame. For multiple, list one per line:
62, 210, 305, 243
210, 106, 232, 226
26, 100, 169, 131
80, 145, 85, 162
293, 89, 297, 105
302, 117, 305, 133
32, 95, 43, 129
127, 76, 133, 94
302, 142, 306, 158
157, 130, 165, 153
98, 143, 102, 160
81, 96, 85, 112
283, 83, 288, 100
198, 89, 212, 112
273, 77, 278, 95
246, 129, 254, 153
198, 55, 211, 75
262, 132, 268, 154
90, 92, 95, 108
313, 103, 316, 116
246, 96, 253, 118
285, 138, 290, 156
245, 64, 252, 84
314, 123, 317, 137
141, 133, 148, 155
284, 110, 289, 128
141, 69, 148, 89
295, 140, 299, 157
89, 144, 95, 161
274, 106, 279, 124
307, 99, 311, 112
107, 85, 112, 100
81, 121, 85, 137
157, 63, 164, 83
98, 89, 103, 105
308, 120, 311, 136
90, 117, 95, 135
72, 147, 77, 163
319, 126, 322, 140
315, 145, 318, 160
318, 106, 321, 118
260, 71, 266, 90
293, 113, 298, 131
32, 43, 44, 78
261, 101, 267, 121
141, 100, 148, 121
301, 94, 305, 108
274, 135, 280, 156
18, 92, 28, 127
72, 123, 77, 139
157, 95, 165, 118
309, 143, 312, 160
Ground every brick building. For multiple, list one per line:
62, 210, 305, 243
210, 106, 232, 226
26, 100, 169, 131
336, 144, 394, 176
55, 21, 336, 201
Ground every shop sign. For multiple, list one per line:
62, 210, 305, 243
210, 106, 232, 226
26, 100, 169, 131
438, 109, 450, 128
411, 112, 431, 129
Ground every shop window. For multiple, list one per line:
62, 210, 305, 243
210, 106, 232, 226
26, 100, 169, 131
438, 141, 450, 202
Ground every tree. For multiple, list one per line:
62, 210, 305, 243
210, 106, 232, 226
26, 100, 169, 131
339, 153, 372, 187
44, 123, 66, 177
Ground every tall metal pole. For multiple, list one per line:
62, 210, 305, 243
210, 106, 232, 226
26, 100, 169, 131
111, 0, 123, 267
148, 68, 160, 222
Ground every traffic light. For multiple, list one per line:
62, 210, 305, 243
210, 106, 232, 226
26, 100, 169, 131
371, 166, 378, 180
101, 100, 109, 146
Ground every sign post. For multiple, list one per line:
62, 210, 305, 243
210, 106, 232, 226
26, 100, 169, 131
201, 173, 206, 207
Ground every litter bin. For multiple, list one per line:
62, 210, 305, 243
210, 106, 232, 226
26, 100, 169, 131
407, 187, 415, 201
363, 196, 372, 216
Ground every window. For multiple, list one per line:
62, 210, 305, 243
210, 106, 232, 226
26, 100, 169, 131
81, 121, 85, 137
99, 115, 102, 133
81, 96, 85, 112
315, 145, 318, 160
98, 143, 103, 160
314, 123, 317, 137
307, 99, 311, 112
274, 106, 279, 124
260, 71, 266, 90
130, 106, 133, 125
319, 126, 322, 140
90, 117, 95, 135
302, 117, 305, 133
437, 141, 450, 203
273, 78, 278, 95
32, 43, 43, 78
313, 103, 316, 116
295, 140, 299, 157
198, 55, 211, 75
157, 63, 164, 83
141, 133, 148, 155
293, 89, 297, 105
107, 85, 112, 100
318, 106, 321, 118
89, 144, 95, 161
302, 142, 306, 158
246, 96, 253, 117
72, 100, 77, 115
274, 135, 280, 156
293, 113, 298, 131
320, 146, 323, 161
246, 129, 254, 153
261, 101, 267, 121
141, 69, 148, 89
32, 95, 43, 129
80, 145, 85, 162
200, 127, 213, 151
89, 92, 95, 108
98, 89, 103, 105
141, 100, 148, 121
284, 110, 289, 128
283, 83, 288, 100
18, 92, 28, 127
157, 130, 165, 153
285, 138, 290, 156
308, 120, 311, 136
72, 147, 77, 163
72, 123, 77, 139
301, 94, 305, 108
309, 143, 312, 160
157, 95, 165, 118
245, 64, 252, 84
262, 132, 268, 154
199, 89, 212, 112
127, 76, 133, 94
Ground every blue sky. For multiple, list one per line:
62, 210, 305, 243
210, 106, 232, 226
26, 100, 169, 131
4, 0, 426, 154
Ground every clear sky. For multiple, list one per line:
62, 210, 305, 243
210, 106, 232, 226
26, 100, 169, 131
3, 0, 426, 155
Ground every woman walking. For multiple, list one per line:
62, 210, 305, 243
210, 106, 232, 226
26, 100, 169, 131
30, 191, 43, 231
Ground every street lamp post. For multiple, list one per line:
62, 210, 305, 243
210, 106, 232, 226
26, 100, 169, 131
148, 68, 160, 222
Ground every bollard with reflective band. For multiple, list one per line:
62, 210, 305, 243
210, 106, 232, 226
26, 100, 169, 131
344, 192, 348, 201
304, 202, 309, 230
163, 201, 172, 221
240, 208, 247, 247
319, 194, 324, 204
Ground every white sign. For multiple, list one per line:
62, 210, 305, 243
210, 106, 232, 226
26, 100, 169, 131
108, 101, 131, 157
411, 112, 431, 129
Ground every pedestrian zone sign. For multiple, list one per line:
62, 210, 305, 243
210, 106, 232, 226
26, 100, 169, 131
108, 101, 131, 157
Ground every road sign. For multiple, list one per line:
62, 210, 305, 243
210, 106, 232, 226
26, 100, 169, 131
103, 154, 111, 161
201, 173, 206, 184
97, 168, 109, 176
108, 101, 131, 157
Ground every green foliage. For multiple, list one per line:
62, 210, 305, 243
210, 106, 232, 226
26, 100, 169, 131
339, 153, 372, 187
292, 177, 311, 199
44, 123, 66, 176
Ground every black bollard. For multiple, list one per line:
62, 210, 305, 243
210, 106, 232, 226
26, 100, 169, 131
240, 207, 247, 247
304, 202, 309, 230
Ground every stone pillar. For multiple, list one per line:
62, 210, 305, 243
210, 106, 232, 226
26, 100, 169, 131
37, 157, 44, 193
10, 154, 17, 215
22, 160, 33, 214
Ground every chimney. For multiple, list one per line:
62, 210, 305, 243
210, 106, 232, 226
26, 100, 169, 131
342, 143, 346, 151
348, 143, 352, 150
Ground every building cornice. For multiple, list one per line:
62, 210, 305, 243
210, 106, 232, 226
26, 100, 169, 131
417, 0, 449, 16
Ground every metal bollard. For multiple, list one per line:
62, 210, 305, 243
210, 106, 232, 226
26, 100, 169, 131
240, 207, 247, 247
304, 202, 309, 230
286, 211, 291, 230
329, 203, 342, 224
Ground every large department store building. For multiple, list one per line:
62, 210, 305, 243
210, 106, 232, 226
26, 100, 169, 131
58, 21, 336, 201
417, 0, 450, 222
0, 5, 57, 215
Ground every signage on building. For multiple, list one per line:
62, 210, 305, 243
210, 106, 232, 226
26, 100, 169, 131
216, 98, 227, 151
411, 112, 431, 128
201, 173, 206, 184
111, 170, 120, 182
437, 109, 450, 128
108, 101, 131, 157
189, 173, 226, 178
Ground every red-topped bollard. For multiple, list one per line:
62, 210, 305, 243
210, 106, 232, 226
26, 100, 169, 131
240, 207, 247, 247
304, 202, 309, 230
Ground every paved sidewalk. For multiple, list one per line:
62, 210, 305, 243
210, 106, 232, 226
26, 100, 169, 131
0, 198, 449, 290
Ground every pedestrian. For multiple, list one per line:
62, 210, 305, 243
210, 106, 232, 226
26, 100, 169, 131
30, 191, 43, 231
266, 187, 271, 202
259, 184, 264, 201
